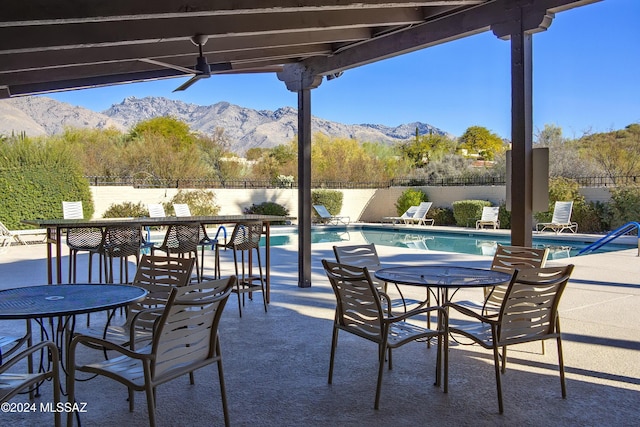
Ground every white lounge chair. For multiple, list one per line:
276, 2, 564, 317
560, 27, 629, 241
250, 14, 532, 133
312, 205, 350, 225
0, 220, 46, 247
147, 203, 166, 218
381, 205, 418, 224
536, 201, 578, 234
403, 202, 434, 226
476, 206, 500, 229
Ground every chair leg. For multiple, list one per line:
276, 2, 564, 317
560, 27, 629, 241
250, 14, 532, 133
215, 339, 230, 427
491, 329, 504, 413
374, 339, 388, 409
255, 247, 267, 313
68, 250, 75, 283
143, 365, 156, 427
232, 249, 242, 317
214, 246, 221, 279
193, 250, 201, 282
501, 345, 507, 374
328, 325, 339, 384
556, 318, 567, 398
200, 244, 206, 281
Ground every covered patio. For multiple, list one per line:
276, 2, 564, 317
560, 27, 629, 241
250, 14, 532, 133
1, 236, 639, 425
0, 0, 604, 287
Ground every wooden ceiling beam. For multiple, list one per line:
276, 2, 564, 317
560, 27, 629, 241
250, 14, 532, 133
0, 28, 370, 72
298, 0, 600, 76
2, 1, 486, 24
0, 8, 425, 53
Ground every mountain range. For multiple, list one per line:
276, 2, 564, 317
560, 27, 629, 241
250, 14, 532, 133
0, 96, 449, 155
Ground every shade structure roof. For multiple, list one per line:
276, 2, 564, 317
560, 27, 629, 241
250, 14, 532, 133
1, 0, 602, 287
0, 0, 598, 98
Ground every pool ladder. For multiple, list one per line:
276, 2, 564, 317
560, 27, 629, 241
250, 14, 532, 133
578, 221, 640, 256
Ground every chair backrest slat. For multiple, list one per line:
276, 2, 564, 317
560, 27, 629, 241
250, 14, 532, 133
148, 204, 166, 218
497, 265, 573, 345
481, 206, 500, 222
401, 206, 418, 219
551, 201, 574, 224
485, 245, 549, 305
333, 244, 384, 290
160, 223, 200, 253
313, 205, 332, 219
173, 204, 191, 217
62, 201, 84, 219
227, 221, 263, 250
413, 202, 432, 219
322, 260, 383, 340
151, 277, 235, 379
126, 255, 195, 330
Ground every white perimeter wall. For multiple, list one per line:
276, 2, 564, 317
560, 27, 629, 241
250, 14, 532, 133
91, 186, 613, 221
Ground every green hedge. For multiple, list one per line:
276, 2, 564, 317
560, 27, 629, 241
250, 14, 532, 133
452, 200, 491, 227
244, 202, 289, 224
395, 189, 428, 216
1, 138, 94, 229
311, 190, 343, 216
0, 165, 93, 229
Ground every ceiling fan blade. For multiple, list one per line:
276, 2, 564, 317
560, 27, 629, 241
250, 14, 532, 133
173, 74, 208, 92
139, 58, 201, 75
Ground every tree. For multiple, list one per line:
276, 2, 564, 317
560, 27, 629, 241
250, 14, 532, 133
400, 130, 456, 167
580, 124, 640, 183
534, 124, 600, 178
129, 116, 196, 150
458, 126, 505, 161
311, 133, 400, 182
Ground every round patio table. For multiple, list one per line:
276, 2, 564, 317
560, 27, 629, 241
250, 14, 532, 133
374, 265, 512, 306
0, 284, 147, 411
0, 284, 147, 320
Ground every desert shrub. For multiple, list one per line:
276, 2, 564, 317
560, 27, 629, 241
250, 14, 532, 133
607, 187, 640, 230
102, 201, 147, 218
452, 200, 491, 227
243, 202, 289, 225
395, 189, 428, 216
163, 189, 220, 216
497, 201, 510, 230
573, 201, 608, 233
534, 177, 584, 223
429, 206, 455, 226
311, 190, 343, 215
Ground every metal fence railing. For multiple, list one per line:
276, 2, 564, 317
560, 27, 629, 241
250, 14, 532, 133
84, 175, 640, 189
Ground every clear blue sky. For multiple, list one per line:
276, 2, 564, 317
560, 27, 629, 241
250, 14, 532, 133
46, 0, 639, 139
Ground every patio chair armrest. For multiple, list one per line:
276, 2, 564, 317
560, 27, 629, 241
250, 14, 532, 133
378, 291, 393, 315
444, 301, 493, 323
386, 305, 447, 324
70, 333, 144, 359
129, 307, 165, 348
0, 341, 58, 373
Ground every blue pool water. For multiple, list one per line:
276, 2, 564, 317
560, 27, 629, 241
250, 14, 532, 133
259, 227, 634, 260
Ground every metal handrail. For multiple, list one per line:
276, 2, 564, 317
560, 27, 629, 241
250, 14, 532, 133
578, 221, 640, 256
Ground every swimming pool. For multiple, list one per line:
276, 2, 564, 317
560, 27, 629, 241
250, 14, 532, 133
260, 226, 635, 260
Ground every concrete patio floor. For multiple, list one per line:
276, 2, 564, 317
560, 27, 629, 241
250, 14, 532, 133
1, 230, 639, 426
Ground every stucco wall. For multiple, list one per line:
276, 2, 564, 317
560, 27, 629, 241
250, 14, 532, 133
91, 185, 612, 221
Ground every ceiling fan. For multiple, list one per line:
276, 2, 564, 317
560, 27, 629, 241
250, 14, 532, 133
140, 35, 232, 92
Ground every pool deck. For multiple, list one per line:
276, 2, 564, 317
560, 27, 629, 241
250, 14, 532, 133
1, 226, 639, 426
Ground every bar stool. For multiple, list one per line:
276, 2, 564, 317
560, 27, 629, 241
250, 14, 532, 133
151, 223, 201, 282
103, 226, 143, 284
63, 201, 105, 283
215, 220, 267, 317
173, 204, 226, 280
